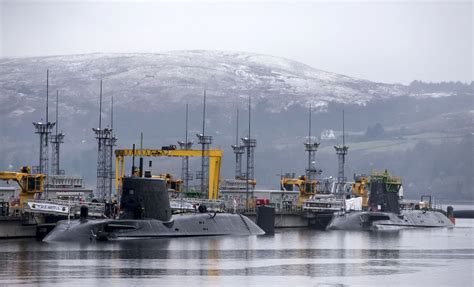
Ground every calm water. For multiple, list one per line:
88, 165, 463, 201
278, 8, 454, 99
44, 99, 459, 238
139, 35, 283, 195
0, 219, 473, 287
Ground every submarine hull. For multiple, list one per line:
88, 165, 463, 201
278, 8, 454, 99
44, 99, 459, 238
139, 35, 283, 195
44, 176, 264, 242
327, 209, 455, 231
43, 213, 264, 242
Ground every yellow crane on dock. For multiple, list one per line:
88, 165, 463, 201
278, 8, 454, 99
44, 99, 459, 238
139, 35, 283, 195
0, 166, 44, 206
280, 175, 317, 206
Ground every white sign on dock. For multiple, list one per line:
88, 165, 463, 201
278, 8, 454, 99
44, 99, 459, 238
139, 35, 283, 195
26, 202, 70, 214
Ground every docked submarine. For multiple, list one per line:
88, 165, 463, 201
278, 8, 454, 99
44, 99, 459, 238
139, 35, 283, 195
326, 179, 455, 230
43, 176, 264, 242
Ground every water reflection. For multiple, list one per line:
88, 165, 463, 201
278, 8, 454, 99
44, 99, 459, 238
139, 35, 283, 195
0, 220, 472, 286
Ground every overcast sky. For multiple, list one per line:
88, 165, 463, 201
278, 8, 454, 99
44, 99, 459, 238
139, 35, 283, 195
0, 0, 472, 84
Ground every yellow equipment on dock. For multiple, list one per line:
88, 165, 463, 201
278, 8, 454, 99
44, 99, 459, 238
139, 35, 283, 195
351, 175, 369, 208
0, 166, 44, 207
115, 149, 222, 200
280, 175, 317, 206
153, 173, 183, 193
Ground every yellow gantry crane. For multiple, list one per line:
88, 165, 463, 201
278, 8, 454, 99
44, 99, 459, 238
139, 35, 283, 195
0, 166, 44, 207
115, 149, 222, 200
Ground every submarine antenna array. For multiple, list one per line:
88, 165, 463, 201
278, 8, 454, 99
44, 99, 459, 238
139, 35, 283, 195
93, 80, 113, 201
196, 90, 212, 197
50, 89, 65, 176
178, 104, 193, 193
243, 96, 256, 210
231, 109, 245, 179
33, 70, 55, 198
304, 104, 321, 193
334, 109, 349, 195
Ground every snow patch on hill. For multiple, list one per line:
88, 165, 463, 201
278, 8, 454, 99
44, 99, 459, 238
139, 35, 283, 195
0, 50, 415, 119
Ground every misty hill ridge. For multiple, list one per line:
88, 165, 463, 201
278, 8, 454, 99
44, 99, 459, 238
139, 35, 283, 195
1, 50, 419, 117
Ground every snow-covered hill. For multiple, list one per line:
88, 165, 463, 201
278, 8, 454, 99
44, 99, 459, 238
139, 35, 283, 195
0, 50, 409, 119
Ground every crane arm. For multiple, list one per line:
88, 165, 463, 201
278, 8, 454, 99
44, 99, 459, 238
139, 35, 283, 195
115, 149, 222, 158
0, 172, 27, 192
0, 170, 44, 206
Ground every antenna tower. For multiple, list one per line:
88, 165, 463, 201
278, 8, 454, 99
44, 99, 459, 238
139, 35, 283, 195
106, 96, 117, 201
50, 89, 65, 175
334, 110, 349, 194
178, 103, 193, 193
304, 105, 321, 193
92, 80, 113, 201
33, 70, 55, 198
196, 90, 212, 197
243, 96, 256, 210
231, 109, 245, 179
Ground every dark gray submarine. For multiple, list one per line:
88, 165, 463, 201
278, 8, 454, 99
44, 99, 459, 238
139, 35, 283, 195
327, 179, 455, 231
43, 176, 264, 242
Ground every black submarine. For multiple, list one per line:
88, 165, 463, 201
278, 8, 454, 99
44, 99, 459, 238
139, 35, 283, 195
43, 176, 264, 242
326, 178, 455, 231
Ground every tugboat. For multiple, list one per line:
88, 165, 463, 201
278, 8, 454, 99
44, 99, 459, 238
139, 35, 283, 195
43, 175, 264, 242
326, 170, 455, 230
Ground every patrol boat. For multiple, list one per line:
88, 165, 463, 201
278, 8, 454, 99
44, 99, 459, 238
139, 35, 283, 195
43, 176, 264, 242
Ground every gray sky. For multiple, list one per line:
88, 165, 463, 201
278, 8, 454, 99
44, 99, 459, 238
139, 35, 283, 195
1, 0, 472, 84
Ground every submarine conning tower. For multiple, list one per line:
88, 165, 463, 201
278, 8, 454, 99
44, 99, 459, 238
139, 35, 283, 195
367, 179, 401, 214
120, 176, 172, 221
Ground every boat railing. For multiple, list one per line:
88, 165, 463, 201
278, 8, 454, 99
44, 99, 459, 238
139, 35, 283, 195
174, 197, 307, 214
400, 200, 446, 213
24, 199, 105, 217
233, 203, 304, 214
171, 198, 226, 212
